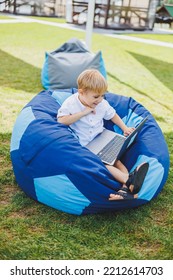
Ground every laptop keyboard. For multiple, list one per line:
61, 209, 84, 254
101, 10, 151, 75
97, 136, 125, 164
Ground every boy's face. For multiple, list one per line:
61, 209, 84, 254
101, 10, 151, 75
79, 90, 105, 108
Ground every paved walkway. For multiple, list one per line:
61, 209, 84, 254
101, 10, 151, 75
1, 14, 173, 48
105, 33, 173, 48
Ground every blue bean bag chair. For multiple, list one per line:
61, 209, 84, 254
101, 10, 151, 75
10, 89, 170, 215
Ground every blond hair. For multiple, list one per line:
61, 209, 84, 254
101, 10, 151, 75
77, 69, 107, 95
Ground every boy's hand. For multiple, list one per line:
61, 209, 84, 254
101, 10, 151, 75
123, 127, 135, 137
82, 107, 96, 116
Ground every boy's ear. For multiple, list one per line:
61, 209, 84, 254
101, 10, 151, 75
78, 89, 84, 95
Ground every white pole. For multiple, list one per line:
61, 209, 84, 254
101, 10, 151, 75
66, 0, 73, 23
85, 0, 95, 50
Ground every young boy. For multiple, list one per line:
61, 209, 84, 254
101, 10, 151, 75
57, 69, 149, 200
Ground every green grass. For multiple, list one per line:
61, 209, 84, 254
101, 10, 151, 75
0, 19, 173, 260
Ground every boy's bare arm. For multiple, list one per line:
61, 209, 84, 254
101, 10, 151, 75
57, 107, 95, 125
111, 113, 134, 136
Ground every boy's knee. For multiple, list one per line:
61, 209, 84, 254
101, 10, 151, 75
114, 160, 121, 168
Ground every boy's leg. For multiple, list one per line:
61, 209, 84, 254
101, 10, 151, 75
106, 163, 136, 201
105, 164, 128, 184
114, 160, 128, 174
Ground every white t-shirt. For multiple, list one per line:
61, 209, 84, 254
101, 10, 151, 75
57, 92, 116, 146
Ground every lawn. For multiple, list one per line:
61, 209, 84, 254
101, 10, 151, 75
0, 17, 173, 260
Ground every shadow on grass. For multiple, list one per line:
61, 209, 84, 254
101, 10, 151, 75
0, 49, 42, 93
128, 51, 173, 93
107, 71, 173, 114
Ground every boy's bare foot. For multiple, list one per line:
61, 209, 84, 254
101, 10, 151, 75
109, 189, 138, 201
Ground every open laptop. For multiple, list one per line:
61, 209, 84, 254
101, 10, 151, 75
86, 117, 148, 165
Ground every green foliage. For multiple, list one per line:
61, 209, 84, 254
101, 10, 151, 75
0, 18, 173, 260
165, 0, 173, 4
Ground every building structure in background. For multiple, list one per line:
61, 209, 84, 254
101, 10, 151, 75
68, 0, 160, 30
1, 0, 172, 30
